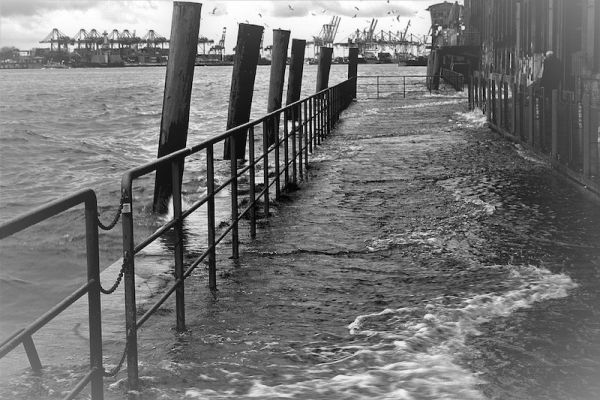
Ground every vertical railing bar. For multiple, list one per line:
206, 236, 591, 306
170, 159, 185, 331
274, 116, 281, 199
304, 101, 309, 170
121, 182, 139, 391
291, 105, 297, 184
283, 109, 290, 188
85, 192, 103, 400
229, 135, 239, 259
262, 121, 270, 217
206, 145, 217, 290
298, 103, 304, 180
22, 335, 42, 373
248, 126, 257, 239
309, 98, 314, 152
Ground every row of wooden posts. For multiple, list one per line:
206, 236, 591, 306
468, 71, 600, 194
151, 2, 359, 214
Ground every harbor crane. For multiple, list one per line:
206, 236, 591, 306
197, 36, 214, 54
209, 27, 226, 60
310, 16, 341, 56
40, 28, 70, 52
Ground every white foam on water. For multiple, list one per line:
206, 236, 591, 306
391, 99, 464, 110
454, 109, 488, 128
437, 177, 500, 216
514, 143, 550, 166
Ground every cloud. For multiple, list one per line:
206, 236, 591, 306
269, 1, 414, 19
0, 0, 98, 17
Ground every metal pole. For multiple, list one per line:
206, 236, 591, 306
171, 159, 185, 331
121, 184, 138, 391
206, 145, 216, 290
229, 135, 239, 259
153, 2, 201, 213
262, 122, 270, 217
283, 108, 290, 187
85, 193, 103, 400
248, 127, 256, 238
291, 105, 297, 184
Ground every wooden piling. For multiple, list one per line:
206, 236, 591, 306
348, 47, 358, 99
152, 1, 201, 213
266, 29, 290, 146
316, 47, 333, 92
286, 38, 306, 106
223, 23, 264, 160
551, 89, 558, 158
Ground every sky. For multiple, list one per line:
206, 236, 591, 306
0, 0, 443, 52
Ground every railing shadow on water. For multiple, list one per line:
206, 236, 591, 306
0, 77, 356, 399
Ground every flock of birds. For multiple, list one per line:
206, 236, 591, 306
206, 0, 408, 26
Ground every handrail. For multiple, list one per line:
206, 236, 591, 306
118, 78, 356, 389
356, 75, 447, 98
0, 189, 104, 400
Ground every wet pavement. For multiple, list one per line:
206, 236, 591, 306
4, 93, 599, 399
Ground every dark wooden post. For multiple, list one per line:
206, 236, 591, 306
316, 46, 333, 92
527, 85, 534, 146
152, 1, 201, 213
266, 29, 290, 145
223, 23, 264, 160
348, 47, 358, 99
286, 38, 306, 106
582, 94, 591, 177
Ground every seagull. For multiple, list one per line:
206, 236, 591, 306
353, 14, 357, 18
396, 15, 401, 21
258, 13, 262, 17
311, 12, 316, 16
211, 7, 217, 14
288, 4, 294, 10
321, 9, 326, 13
354, 6, 359, 10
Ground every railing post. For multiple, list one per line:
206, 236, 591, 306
512, 83, 518, 136
262, 121, 270, 217
291, 105, 298, 184
376, 76, 380, 99
309, 98, 314, 151
206, 145, 216, 290
297, 104, 304, 180
326, 90, 332, 136
171, 159, 185, 331
303, 101, 309, 171
283, 108, 290, 187
85, 192, 103, 400
153, 2, 201, 213
229, 135, 239, 259
22, 335, 42, 374
248, 127, 256, 238
274, 116, 281, 199
121, 185, 139, 392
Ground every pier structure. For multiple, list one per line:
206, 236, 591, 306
460, 0, 600, 195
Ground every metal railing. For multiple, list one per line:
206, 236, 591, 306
441, 68, 465, 91
470, 70, 599, 194
118, 78, 356, 390
0, 189, 104, 400
357, 75, 461, 99
0, 78, 356, 398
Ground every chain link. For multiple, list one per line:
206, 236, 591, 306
103, 342, 128, 377
100, 251, 129, 295
97, 196, 125, 231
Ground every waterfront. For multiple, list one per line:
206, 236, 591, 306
1, 65, 599, 399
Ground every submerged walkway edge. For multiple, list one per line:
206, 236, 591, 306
104, 94, 599, 399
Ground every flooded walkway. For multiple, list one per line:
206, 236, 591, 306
110, 94, 598, 400
9, 93, 598, 399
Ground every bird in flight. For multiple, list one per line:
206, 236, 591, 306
211, 7, 218, 14
354, 6, 359, 11
288, 5, 294, 11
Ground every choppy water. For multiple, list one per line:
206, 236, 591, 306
0, 64, 420, 368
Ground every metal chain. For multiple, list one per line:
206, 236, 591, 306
99, 252, 129, 295
97, 196, 125, 231
103, 342, 128, 377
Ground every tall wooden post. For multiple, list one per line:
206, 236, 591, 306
223, 24, 264, 160
316, 46, 333, 92
152, 2, 201, 213
348, 47, 358, 99
286, 39, 306, 105
266, 29, 290, 145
